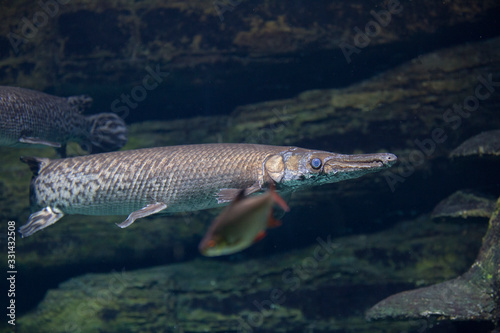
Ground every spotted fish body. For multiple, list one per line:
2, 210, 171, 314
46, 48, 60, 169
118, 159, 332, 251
19, 143, 397, 237
0, 86, 127, 155
29, 144, 283, 216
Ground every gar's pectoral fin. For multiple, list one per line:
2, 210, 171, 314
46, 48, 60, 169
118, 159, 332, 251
19, 136, 61, 148
216, 182, 261, 204
19, 206, 64, 238
116, 202, 167, 228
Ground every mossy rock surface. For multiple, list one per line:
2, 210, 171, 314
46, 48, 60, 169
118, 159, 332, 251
15, 214, 485, 333
367, 196, 500, 322
1, 0, 498, 120
450, 130, 500, 159
431, 190, 497, 221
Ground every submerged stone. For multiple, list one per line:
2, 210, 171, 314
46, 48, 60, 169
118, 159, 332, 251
2, 0, 498, 120
366, 196, 500, 323
16, 215, 485, 332
450, 129, 500, 159
431, 190, 496, 220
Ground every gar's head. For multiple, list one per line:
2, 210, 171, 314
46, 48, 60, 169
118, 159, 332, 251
263, 147, 397, 190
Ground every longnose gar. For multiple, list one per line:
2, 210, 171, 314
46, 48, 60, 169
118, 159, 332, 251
0, 86, 127, 156
19, 144, 397, 237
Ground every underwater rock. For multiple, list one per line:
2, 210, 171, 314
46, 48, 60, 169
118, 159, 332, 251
0, 0, 499, 119
16, 214, 485, 333
431, 190, 496, 221
224, 37, 500, 156
365, 130, 500, 323
366, 196, 500, 323
450, 129, 500, 159
127, 117, 229, 148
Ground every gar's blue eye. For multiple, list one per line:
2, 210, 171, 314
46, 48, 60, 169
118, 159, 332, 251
311, 158, 322, 169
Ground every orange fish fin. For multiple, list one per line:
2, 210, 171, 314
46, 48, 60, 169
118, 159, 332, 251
271, 189, 290, 212
268, 217, 282, 228
267, 208, 283, 228
254, 230, 267, 243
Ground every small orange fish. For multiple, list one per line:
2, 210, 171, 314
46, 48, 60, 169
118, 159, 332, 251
199, 185, 290, 257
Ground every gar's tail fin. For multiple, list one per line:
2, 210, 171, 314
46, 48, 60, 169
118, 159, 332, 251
19, 156, 65, 237
19, 207, 64, 238
85, 113, 127, 154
